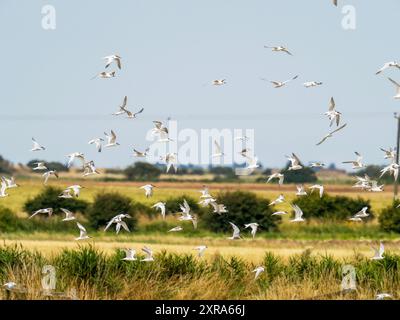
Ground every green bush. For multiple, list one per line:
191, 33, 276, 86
0, 155, 14, 174
379, 200, 400, 233
281, 162, 317, 183
124, 162, 161, 181
201, 191, 281, 233
0, 205, 77, 233
86, 192, 138, 230
0, 206, 27, 232
292, 192, 373, 221
23, 186, 89, 216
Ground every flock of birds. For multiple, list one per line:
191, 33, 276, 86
2, 4, 400, 299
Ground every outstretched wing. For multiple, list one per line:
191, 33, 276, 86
330, 123, 347, 135
316, 135, 328, 146
229, 222, 240, 237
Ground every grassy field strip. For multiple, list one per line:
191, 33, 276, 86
3, 238, 400, 261
1, 179, 394, 216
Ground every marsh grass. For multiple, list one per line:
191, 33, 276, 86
0, 244, 399, 300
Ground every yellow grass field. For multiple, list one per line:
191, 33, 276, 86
1, 177, 395, 217
3, 236, 400, 261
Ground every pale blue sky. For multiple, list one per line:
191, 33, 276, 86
0, 0, 399, 169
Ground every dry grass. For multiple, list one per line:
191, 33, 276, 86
3, 237, 400, 262
2, 178, 395, 217
1, 245, 399, 300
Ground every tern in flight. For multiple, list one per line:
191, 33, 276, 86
125, 107, 144, 119
91, 71, 116, 80
104, 130, 120, 147
152, 202, 166, 219
387, 78, 400, 99
152, 121, 172, 143
296, 185, 307, 196
83, 160, 100, 177
371, 242, 384, 260
140, 184, 155, 198
252, 266, 265, 280
228, 222, 241, 240
198, 197, 215, 208
269, 194, 285, 206
133, 147, 150, 158
75, 222, 91, 240
325, 97, 342, 127
32, 162, 47, 170
168, 226, 183, 232
67, 152, 85, 168
304, 81, 323, 88
29, 208, 53, 219
194, 246, 208, 258
42, 170, 59, 184
211, 202, 228, 215
104, 213, 131, 234
162, 152, 178, 173
59, 189, 73, 199
264, 45, 293, 55
121, 249, 137, 261
272, 211, 288, 216
316, 123, 347, 146
342, 151, 365, 169
30, 138, 45, 151
88, 138, 104, 153
380, 147, 396, 160
267, 173, 284, 185
368, 181, 384, 192
244, 223, 259, 239
354, 207, 370, 218
66, 185, 84, 197
60, 208, 76, 222
242, 154, 259, 171
113, 96, 129, 116
310, 162, 325, 169
0, 180, 8, 198
309, 184, 324, 198
380, 162, 399, 181
290, 204, 305, 222
235, 135, 250, 142
103, 54, 121, 69
199, 185, 212, 199
211, 140, 224, 158
1, 176, 18, 189
261, 75, 298, 88
212, 79, 226, 86
141, 246, 154, 262
376, 61, 400, 75
177, 200, 197, 229
286, 153, 303, 171
376, 293, 393, 300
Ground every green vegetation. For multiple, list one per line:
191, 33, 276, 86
0, 205, 77, 233
379, 200, 400, 233
23, 186, 89, 215
281, 162, 317, 184
293, 192, 373, 221
124, 162, 161, 181
202, 191, 281, 233
86, 192, 138, 231
0, 155, 14, 174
